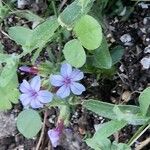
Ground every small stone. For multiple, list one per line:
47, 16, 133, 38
17, 0, 28, 9
120, 34, 132, 45
91, 80, 99, 87
140, 57, 150, 69
138, 2, 149, 9
143, 17, 150, 25
122, 91, 131, 102
144, 46, 150, 53
119, 64, 124, 72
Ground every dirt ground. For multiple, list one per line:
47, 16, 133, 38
0, 1, 150, 150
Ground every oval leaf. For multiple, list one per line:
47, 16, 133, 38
93, 36, 112, 69
74, 15, 102, 50
83, 100, 149, 125
63, 39, 86, 68
17, 109, 42, 138
139, 87, 150, 116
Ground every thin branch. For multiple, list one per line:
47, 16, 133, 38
36, 110, 47, 150
58, 0, 68, 12
135, 137, 150, 150
128, 123, 150, 147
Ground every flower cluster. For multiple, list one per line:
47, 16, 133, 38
19, 63, 85, 108
19, 63, 85, 148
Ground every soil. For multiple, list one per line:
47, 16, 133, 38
0, 1, 150, 150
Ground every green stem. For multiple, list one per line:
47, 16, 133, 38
51, 0, 63, 63
127, 120, 150, 146
51, 0, 58, 17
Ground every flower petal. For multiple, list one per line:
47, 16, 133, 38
48, 129, 60, 147
70, 82, 85, 95
38, 90, 53, 103
30, 99, 43, 108
60, 63, 72, 77
20, 80, 31, 93
70, 69, 84, 81
30, 76, 41, 92
56, 85, 70, 98
19, 66, 31, 72
19, 94, 32, 107
50, 75, 64, 87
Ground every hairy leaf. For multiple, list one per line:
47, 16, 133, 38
139, 87, 150, 116
58, 0, 94, 29
63, 39, 86, 68
17, 109, 42, 138
93, 36, 112, 69
83, 100, 149, 125
74, 15, 102, 50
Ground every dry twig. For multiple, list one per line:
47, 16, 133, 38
135, 137, 150, 150
36, 110, 47, 150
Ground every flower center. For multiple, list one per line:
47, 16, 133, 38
31, 91, 38, 98
63, 77, 71, 85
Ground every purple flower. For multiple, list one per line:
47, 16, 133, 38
48, 128, 61, 147
48, 121, 64, 147
19, 66, 38, 74
50, 63, 85, 98
19, 76, 53, 108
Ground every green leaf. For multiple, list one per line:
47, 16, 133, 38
0, 42, 4, 52
94, 120, 127, 139
30, 17, 59, 49
82, 100, 149, 125
58, 0, 94, 30
93, 36, 112, 69
113, 106, 148, 125
110, 46, 124, 65
8, 17, 59, 55
0, 3, 9, 21
111, 142, 131, 150
139, 87, 150, 116
14, 10, 44, 23
86, 138, 111, 150
17, 109, 42, 138
0, 73, 19, 110
0, 57, 18, 87
63, 39, 86, 68
0, 53, 10, 63
74, 15, 102, 50
8, 26, 32, 49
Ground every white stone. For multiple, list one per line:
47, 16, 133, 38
120, 34, 132, 43
144, 46, 150, 53
138, 2, 150, 9
140, 57, 150, 69
17, 0, 28, 9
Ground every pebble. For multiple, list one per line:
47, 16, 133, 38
138, 2, 150, 9
17, 0, 29, 9
144, 46, 150, 53
143, 17, 150, 25
140, 56, 150, 69
120, 34, 132, 45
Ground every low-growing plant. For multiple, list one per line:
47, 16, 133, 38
0, 0, 149, 149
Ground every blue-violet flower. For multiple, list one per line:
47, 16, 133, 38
19, 76, 53, 108
19, 66, 38, 74
48, 121, 64, 147
50, 63, 85, 98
